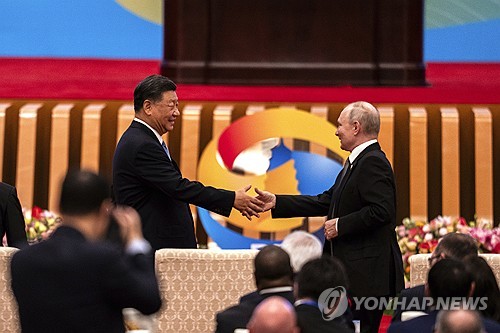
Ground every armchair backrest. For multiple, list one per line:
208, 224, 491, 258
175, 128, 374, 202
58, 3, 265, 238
0, 247, 20, 333
154, 249, 258, 333
409, 253, 500, 287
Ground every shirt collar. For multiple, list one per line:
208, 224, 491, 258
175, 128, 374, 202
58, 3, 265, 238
134, 118, 163, 144
294, 298, 319, 307
259, 286, 293, 295
348, 139, 377, 164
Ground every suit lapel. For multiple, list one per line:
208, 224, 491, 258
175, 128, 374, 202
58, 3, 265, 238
329, 142, 381, 218
131, 121, 182, 174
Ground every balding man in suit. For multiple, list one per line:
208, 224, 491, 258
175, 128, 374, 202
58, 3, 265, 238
257, 101, 404, 333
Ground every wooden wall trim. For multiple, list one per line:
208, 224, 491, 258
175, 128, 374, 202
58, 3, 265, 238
1, 100, 499, 237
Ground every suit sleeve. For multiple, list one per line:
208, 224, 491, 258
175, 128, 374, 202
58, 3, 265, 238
272, 188, 333, 218
337, 155, 396, 237
5, 187, 28, 248
135, 141, 234, 216
102, 251, 162, 315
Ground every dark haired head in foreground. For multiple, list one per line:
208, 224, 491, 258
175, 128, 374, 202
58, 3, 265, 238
295, 256, 354, 333
464, 255, 500, 322
10, 169, 161, 333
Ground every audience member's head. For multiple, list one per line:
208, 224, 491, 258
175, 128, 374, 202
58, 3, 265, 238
434, 309, 485, 333
464, 255, 500, 322
58, 169, 113, 240
254, 245, 294, 291
296, 255, 349, 301
247, 296, 299, 333
280, 231, 322, 273
426, 258, 474, 302
429, 233, 478, 266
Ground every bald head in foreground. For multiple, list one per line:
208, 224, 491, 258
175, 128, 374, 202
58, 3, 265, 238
247, 296, 299, 333
434, 310, 485, 333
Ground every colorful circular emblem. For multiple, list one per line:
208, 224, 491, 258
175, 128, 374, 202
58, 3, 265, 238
197, 108, 348, 248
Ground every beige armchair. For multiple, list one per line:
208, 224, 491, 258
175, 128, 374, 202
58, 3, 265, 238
0, 247, 20, 333
409, 253, 500, 287
154, 249, 258, 333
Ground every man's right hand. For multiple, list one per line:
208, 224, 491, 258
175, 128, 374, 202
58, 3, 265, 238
111, 206, 144, 246
234, 185, 265, 220
254, 188, 276, 212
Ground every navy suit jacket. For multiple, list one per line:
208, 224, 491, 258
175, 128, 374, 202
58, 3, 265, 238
273, 142, 404, 297
112, 121, 235, 249
215, 290, 295, 333
388, 310, 500, 333
10, 226, 162, 333
295, 303, 354, 333
392, 284, 427, 322
0, 182, 28, 248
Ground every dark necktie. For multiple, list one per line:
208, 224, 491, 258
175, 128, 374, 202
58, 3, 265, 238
337, 158, 351, 185
329, 158, 351, 256
161, 141, 171, 160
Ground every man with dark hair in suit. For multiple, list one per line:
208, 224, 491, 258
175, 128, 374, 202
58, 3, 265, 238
295, 256, 354, 333
112, 74, 263, 250
256, 101, 404, 333
0, 182, 28, 248
388, 259, 500, 333
215, 245, 295, 333
11, 170, 161, 333
392, 232, 478, 322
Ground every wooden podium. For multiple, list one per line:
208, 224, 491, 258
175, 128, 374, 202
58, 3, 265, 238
161, 0, 425, 86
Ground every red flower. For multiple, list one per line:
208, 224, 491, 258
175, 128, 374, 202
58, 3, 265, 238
31, 206, 43, 220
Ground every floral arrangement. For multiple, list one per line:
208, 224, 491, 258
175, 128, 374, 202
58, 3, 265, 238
24, 206, 62, 244
396, 215, 499, 281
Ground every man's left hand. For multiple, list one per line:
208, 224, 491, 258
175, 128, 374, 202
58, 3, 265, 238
324, 218, 338, 240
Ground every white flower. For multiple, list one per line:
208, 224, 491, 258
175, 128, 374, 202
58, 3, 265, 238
443, 216, 453, 226
406, 241, 417, 251
424, 233, 434, 241
439, 227, 448, 236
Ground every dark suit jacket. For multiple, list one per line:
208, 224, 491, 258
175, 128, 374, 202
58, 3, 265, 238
392, 284, 427, 322
296, 303, 354, 333
112, 121, 235, 249
215, 290, 294, 333
10, 226, 162, 333
273, 142, 404, 297
388, 310, 500, 333
0, 182, 28, 248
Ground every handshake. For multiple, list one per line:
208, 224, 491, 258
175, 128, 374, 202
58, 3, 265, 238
233, 186, 276, 220
233, 185, 339, 241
